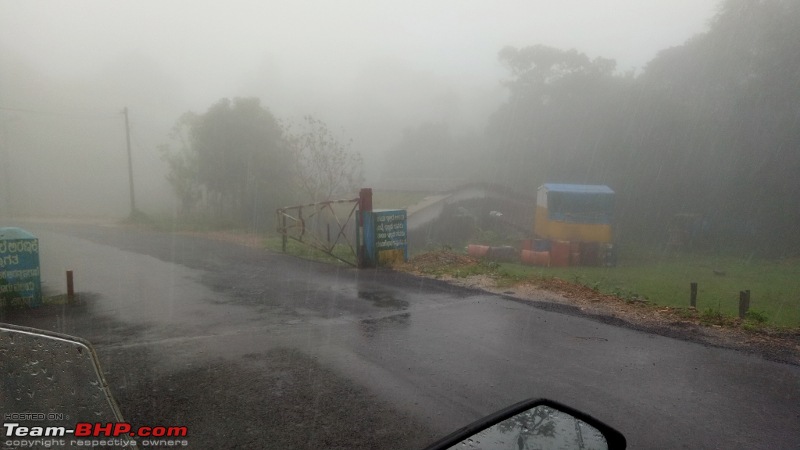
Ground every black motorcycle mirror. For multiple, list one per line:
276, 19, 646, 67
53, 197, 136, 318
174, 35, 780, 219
0, 323, 125, 426
423, 398, 626, 450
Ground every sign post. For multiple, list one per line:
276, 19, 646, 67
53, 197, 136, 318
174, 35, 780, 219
362, 209, 408, 267
0, 227, 42, 307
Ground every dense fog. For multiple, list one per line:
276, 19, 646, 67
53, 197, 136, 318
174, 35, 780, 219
3, 0, 798, 253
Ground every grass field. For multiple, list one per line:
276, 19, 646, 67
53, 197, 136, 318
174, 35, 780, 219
266, 233, 800, 327
471, 245, 800, 328
264, 236, 356, 266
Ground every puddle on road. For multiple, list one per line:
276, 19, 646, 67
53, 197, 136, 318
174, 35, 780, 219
0, 291, 154, 347
19, 228, 280, 343
359, 313, 411, 338
357, 290, 409, 310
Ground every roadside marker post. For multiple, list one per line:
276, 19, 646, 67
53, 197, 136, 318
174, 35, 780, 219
67, 270, 74, 302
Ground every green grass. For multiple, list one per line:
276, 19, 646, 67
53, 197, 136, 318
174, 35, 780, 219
264, 236, 357, 266
418, 245, 800, 328
528, 248, 800, 327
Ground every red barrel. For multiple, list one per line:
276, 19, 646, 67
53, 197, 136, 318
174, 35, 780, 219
550, 240, 570, 267
467, 244, 490, 258
533, 239, 551, 252
521, 249, 550, 266
520, 239, 533, 251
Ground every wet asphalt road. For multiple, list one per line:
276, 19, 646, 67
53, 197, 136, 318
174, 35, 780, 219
2, 223, 800, 449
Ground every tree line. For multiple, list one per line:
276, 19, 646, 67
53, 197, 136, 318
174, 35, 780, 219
386, 0, 800, 254
160, 98, 364, 227
161, 0, 798, 254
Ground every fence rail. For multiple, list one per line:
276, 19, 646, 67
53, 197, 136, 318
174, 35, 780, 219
276, 197, 360, 266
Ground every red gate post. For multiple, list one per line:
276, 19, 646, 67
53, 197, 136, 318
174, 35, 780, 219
358, 188, 373, 268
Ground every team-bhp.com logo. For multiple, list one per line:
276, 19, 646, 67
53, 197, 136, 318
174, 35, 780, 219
3, 422, 189, 448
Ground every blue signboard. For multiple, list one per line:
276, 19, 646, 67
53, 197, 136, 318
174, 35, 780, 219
0, 227, 42, 307
362, 210, 408, 266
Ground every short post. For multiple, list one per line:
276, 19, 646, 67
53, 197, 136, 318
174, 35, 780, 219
66, 270, 74, 302
357, 188, 373, 268
738, 290, 751, 319
281, 213, 287, 253
690, 282, 697, 308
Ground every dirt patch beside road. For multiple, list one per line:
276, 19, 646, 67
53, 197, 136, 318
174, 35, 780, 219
398, 251, 800, 366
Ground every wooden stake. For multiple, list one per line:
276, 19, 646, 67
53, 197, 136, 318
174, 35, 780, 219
66, 270, 74, 302
739, 290, 751, 319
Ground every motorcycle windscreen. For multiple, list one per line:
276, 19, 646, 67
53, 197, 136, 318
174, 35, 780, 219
1, 324, 124, 426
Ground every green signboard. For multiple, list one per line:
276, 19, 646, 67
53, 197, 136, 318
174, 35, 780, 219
362, 209, 408, 266
0, 227, 42, 307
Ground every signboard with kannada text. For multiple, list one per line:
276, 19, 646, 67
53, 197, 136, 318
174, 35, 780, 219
0, 227, 42, 307
362, 210, 408, 266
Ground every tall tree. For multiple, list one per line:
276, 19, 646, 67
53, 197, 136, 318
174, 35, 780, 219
488, 45, 630, 191
637, 0, 800, 249
283, 116, 364, 203
159, 112, 201, 216
484, 0, 800, 253
161, 97, 292, 225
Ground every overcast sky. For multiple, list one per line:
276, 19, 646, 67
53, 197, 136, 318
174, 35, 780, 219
2, 0, 719, 103
0, 0, 721, 214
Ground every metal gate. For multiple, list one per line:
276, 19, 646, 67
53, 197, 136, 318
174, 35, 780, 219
276, 197, 360, 266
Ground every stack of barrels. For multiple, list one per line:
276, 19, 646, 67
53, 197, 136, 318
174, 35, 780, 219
520, 239, 553, 266
521, 239, 607, 267
469, 241, 613, 267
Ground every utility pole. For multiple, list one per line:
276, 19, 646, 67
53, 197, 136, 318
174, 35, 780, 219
0, 116, 19, 217
122, 107, 136, 215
